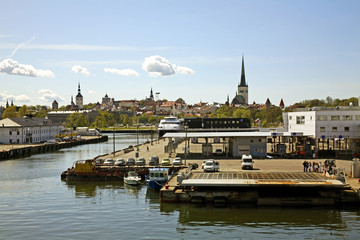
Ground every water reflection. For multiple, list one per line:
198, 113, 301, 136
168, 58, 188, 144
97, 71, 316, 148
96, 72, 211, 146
64, 180, 145, 198
160, 203, 350, 228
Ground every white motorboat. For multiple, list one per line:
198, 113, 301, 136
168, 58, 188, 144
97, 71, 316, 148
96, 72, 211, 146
124, 171, 142, 186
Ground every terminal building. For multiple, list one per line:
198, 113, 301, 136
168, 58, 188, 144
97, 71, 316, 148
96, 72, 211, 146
0, 117, 64, 144
164, 106, 360, 159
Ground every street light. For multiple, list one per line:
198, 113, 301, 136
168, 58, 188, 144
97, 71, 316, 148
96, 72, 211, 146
136, 124, 139, 151
184, 125, 188, 166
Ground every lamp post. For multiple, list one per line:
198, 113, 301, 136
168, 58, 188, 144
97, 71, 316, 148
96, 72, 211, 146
184, 125, 188, 166
150, 124, 153, 145
113, 124, 116, 157
136, 124, 139, 151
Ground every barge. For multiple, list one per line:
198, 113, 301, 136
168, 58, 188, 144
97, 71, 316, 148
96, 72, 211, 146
61, 159, 181, 181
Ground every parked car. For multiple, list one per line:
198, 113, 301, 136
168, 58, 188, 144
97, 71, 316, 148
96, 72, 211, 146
126, 158, 136, 166
241, 154, 254, 170
104, 158, 115, 166
172, 157, 182, 165
201, 160, 208, 169
149, 156, 159, 166
114, 158, 125, 166
161, 158, 171, 166
203, 160, 219, 172
136, 158, 146, 166
95, 159, 104, 166
214, 149, 223, 156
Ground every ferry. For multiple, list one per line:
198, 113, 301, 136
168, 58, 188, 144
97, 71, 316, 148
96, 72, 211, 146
146, 167, 170, 190
157, 116, 183, 137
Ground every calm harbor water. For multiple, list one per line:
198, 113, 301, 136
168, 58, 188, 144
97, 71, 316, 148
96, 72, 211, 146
1, 133, 360, 240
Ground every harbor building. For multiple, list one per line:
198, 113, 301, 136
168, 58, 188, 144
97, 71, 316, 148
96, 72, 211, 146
0, 117, 64, 144
283, 106, 360, 158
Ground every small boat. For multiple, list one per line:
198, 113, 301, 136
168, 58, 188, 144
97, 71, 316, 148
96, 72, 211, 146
124, 171, 142, 186
146, 167, 170, 190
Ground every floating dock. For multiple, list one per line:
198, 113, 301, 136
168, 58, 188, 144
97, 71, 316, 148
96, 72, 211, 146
161, 170, 360, 207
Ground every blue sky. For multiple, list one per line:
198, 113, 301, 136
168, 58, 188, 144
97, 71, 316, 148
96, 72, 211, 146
0, 0, 359, 108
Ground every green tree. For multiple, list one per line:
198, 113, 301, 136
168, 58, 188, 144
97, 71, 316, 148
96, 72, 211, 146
233, 108, 252, 120
66, 112, 89, 127
92, 111, 117, 128
18, 105, 28, 117
2, 106, 17, 118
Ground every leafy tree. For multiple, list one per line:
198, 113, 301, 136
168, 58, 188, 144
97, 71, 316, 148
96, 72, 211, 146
66, 112, 89, 127
2, 106, 17, 118
92, 111, 116, 127
18, 105, 28, 117
233, 108, 252, 120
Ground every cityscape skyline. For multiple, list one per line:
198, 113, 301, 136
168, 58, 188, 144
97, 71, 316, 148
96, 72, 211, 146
1, 0, 359, 107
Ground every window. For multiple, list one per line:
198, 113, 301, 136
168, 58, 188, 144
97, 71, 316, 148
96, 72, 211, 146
344, 127, 350, 132
289, 116, 292, 120
296, 116, 305, 124
9, 131, 12, 135
258, 139, 262, 142
355, 115, 360, 120
330, 115, 340, 121
317, 115, 327, 121
343, 115, 352, 120
332, 127, 337, 132
320, 127, 325, 132
9, 139, 12, 143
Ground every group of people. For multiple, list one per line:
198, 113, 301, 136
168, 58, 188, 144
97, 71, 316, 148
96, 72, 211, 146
302, 161, 322, 172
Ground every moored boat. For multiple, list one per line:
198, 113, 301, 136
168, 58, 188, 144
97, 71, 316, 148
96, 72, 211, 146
146, 167, 170, 190
124, 171, 142, 186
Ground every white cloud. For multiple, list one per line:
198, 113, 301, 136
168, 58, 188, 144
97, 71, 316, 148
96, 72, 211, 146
104, 68, 140, 76
88, 90, 96, 94
142, 55, 176, 76
175, 65, 195, 75
0, 58, 55, 78
0, 93, 31, 104
142, 55, 195, 77
38, 89, 65, 103
72, 65, 90, 76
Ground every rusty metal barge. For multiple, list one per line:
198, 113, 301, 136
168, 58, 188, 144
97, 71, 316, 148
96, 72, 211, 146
61, 159, 182, 181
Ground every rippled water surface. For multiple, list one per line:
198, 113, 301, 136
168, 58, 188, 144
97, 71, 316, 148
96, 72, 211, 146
1, 133, 360, 239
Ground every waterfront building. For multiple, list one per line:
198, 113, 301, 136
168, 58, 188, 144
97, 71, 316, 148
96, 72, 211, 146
283, 106, 360, 157
0, 117, 64, 144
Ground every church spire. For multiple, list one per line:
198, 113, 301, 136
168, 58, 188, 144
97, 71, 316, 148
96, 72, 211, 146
239, 55, 247, 87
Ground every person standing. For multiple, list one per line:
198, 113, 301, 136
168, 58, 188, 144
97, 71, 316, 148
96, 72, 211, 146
303, 160, 307, 172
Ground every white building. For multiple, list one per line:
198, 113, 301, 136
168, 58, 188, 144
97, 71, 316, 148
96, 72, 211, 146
283, 107, 360, 139
0, 117, 64, 144
283, 107, 360, 155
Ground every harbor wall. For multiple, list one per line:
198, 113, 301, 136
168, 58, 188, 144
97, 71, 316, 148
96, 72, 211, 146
0, 135, 108, 160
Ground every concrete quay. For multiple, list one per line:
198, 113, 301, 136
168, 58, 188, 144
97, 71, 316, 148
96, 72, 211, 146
98, 137, 360, 206
0, 135, 108, 160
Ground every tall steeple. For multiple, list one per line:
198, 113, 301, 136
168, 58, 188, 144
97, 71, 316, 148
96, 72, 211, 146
150, 87, 154, 100
239, 55, 247, 87
233, 54, 249, 105
75, 82, 84, 109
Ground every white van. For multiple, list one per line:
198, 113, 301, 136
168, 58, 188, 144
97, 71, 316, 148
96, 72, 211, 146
241, 154, 253, 170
